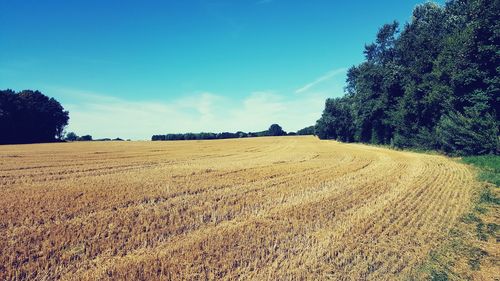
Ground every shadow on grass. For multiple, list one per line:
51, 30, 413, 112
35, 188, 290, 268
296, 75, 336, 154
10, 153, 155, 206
406, 155, 499, 280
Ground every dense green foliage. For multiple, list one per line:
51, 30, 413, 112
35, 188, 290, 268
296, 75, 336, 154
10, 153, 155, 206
268, 124, 286, 136
64, 132, 125, 142
77, 135, 93, 141
296, 125, 315, 135
152, 124, 287, 141
316, 0, 499, 155
64, 132, 79, 141
0, 89, 69, 144
462, 155, 500, 186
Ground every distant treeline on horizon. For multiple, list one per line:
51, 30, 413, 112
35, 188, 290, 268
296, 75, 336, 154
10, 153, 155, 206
151, 125, 315, 141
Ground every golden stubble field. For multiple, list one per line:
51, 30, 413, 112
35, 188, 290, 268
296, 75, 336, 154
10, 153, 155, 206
0, 136, 477, 280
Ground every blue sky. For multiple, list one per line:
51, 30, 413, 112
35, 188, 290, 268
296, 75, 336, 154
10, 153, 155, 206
0, 0, 443, 139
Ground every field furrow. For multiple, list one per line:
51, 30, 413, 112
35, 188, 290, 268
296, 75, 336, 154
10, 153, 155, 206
0, 136, 476, 280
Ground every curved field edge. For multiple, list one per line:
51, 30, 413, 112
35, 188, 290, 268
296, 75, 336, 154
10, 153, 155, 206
0, 136, 482, 280
407, 155, 499, 281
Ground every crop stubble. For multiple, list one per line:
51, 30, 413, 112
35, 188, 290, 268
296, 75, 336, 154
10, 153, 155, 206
0, 136, 476, 280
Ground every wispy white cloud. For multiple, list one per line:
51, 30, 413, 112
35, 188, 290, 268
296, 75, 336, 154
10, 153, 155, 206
295, 67, 347, 94
50, 87, 329, 140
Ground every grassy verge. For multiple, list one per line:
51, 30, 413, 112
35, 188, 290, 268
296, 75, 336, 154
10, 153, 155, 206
407, 155, 499, 281
462, 155, 500, 186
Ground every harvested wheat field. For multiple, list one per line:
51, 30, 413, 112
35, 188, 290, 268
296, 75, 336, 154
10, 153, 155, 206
0, 136, 478, 280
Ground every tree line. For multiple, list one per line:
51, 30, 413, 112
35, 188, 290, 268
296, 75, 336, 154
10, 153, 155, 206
0, 88, 314, 145
152, 124, 285, 141
0, 89, 69, 144
64, 132, 128, 142
152, 124, 314, 141
315, 0, 499, 155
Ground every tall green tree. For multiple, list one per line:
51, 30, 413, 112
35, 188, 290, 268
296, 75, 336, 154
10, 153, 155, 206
315, 98, 355, 142
315, 0, 499, 155
0, 89, 69, 144
268, 124, 286, 136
